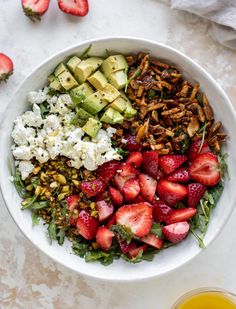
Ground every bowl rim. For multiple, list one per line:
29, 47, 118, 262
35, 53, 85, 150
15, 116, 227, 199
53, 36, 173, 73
1, 36, 236, 282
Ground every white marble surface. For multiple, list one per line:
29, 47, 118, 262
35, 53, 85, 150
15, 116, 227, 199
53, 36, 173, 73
1, 1, 236, 308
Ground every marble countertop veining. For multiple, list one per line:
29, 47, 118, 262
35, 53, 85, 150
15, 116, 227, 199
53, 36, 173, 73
1, 1, 236, 308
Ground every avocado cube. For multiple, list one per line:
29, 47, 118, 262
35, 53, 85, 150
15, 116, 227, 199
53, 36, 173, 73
70, 82, 94, 104
74, 57, 103, 83
124, 103, 137, 118
101, 55, 128, 77
48, 74, 56, 83
99, 84, 120, 102
54, 63, 67, 77
58, 71, 78, 91
108, 70, 127, 90
82, 118, 102, 138
71, 108, 94, 126
111, 96, 128, 113
67, 56, 81, 73
81, 92, 108, 115
88, 70, 108, 90
49, 77, 63, 91
100, 107, 124, 124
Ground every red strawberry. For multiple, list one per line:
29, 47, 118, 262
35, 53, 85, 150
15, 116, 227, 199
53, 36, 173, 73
106, 214, 116, 228
109, 186, 123, 206
126, 152, 143, 169
139, 173, 157, 203
159, 155, 187, 174
129, 245, 147, 258
0, 53, 13, 83
114, 163, 138, 192
66, 195, 79, 210
116, 202, 153, 237
81, 179, 106, 197
58, 0, 89, 16
116, 235, 137, 254
96, 227, 114, 251
189, 153, 221, 186
123, 178, 140, 202
76, 210, 99, 240
166, 208, 197, 224
157, 179, 188, 206
124, 134, 142, 152
96, 160, 120, 183
21, 0, 50, 21
140, 233, 163, 249
157, 169, 165, 180
142, 150, 159, 178
132, 194, 146, 203
96, 200, 114, 222
162, 221, 189, 243
187, 183, 206, 208
167, 167, 190, 183
94, 190, 109, 202
188, 138, 211, 162
153, 199, 172, 222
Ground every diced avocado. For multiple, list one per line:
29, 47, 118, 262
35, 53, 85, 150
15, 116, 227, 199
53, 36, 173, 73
71, 108, 94, 127
58, 71, 78, 91
99, 84, 120, 102
74, 57, 103, 83
67, 56, 81, 73
108, 70, 127, 90
48, 74, 56, 83
70, 82, 94, 104
82, 118, 102, 138
49, 77, 63, 91
100, 107, 124, 124
111, 96, 128, 113
88, 71, 108, 90
54, 63, 67, 77
124, 103, 137, 118
81, 92, 108, 115
101, 55, 128, 77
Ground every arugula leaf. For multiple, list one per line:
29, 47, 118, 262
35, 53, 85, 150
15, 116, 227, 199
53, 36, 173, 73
25, 200, 49, 210
72, 242, 90, 258
121, 250, 143, 264
125, 68, 141, 92
150, 223, 163, 238
85, 250, 116, 266
190, 228, 205, 248
40, 102, 50, 119
173, 128, 190, 154
21, 195, 38, 209
142, 248, 159, 261
160, 90, 171, 100
198, 122, 208, 153
9, 161, 32, 199
47, 220, 57, 244
148, 89, 156, 98
31, 211, 40, 226
116, 148, 130, 158
197, 93, 203, 105
80, 44, 92, 59
57, 228, 66, 246
110, 224, 133, 244
218, 153, 229, 178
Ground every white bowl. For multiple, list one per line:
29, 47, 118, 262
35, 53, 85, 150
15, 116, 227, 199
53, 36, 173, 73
1, 37, 236, 282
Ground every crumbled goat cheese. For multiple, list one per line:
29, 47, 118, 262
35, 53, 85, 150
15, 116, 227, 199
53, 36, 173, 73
18, 161, 34, 180
13, 145, 34, 161
22, 104, 43, 128
12, 118, 35, 146
28, 87, 49, 105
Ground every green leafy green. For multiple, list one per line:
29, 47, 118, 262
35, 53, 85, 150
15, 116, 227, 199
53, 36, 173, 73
72, 242, 90, 258
47, 220, 58, 244
80, 44, 92, 59
218, 153, 229, 178
110, 224, 133, 244
21, 195, 38, 209
150, 223, 163, 238
174, 127, 191, 154
142, 248, 159, 261
198, 122, 208, 153
31, 211, 40, 226
9, 161, 32, 199
40, 102, 50, 119
160, 90, 171, 100
85, 250, 116, 266
121, 250, 144, 264
116, 148, 130, 158
57, 228, 66, 246
197, 93, 203, 105
190, 228, 205, 248
148, 89, 156, 98
125, 68, 141, 92
24, 200, 49, 210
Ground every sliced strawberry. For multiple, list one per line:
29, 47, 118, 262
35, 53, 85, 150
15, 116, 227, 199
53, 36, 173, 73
21, 0, 50, 21
189, 153, 221, 186
76, 210, 99, 240
114, 163, 138, 192
142, 150, 159, 178
187, 183, 206, 208
58, 0, 89, 16
166, 208, 197, 224
132, 194, 146, 203
109, 186, 123, 206
114, 175, 128, 193
69, 209, 79, 226
106, 214, 116, 228
0, 53, 13, 83
157, 179, 188, 206
188, 138, 211, 162
96, 160, 120, 183
128, 245, 147, 258
96, 200, 114, 222
159, 155, 187, 174
140, 233, 163, 249
153, 199, 172, 222
123, 178, 140, 202
94, 190, 110, 202
126, 152, 143, 169
66, 195, 79, 210
96, 227, 115, 251
139, 173, 157, 203
124, 134, 142, 152
162, 221, 189, 243
116, 235, 137, 254
157, 169, 166, 180
167, 167, 190, 183
81, 179, 106, 197
116, 202, 153, 237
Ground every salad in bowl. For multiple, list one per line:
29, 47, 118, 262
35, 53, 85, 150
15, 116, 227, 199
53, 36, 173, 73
10, 45, 228, 266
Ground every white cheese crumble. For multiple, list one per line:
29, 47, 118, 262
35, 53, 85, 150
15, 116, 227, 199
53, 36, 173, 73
11, 89, 121, 179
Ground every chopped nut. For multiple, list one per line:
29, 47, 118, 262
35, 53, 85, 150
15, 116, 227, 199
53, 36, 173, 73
202, 93, 214, 120
136, 119, 149, 144
35, 186, 42, 196
33, 166, 41, 175
187, 117, 199, 137
53, 174, 67, 185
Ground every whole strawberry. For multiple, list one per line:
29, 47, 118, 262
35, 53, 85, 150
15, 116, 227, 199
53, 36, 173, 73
0, 53, 13, 83
21, 0, 50, 22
